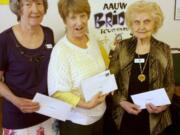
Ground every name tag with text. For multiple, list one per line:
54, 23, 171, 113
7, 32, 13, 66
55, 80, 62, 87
134, 58, 145, 63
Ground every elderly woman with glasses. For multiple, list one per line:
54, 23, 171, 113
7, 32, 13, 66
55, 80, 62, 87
109, 1, 174, 135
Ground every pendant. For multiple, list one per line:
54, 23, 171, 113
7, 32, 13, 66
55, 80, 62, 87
138, 73, 146, 82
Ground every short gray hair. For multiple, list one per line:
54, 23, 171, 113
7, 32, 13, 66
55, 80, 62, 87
9, 0, 48, 21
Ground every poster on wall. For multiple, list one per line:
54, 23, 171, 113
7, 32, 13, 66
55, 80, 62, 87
175, 0, 180, 20
89, 0, 133, 52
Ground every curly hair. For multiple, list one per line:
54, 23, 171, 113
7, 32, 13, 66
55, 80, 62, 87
125, 0, 164, 33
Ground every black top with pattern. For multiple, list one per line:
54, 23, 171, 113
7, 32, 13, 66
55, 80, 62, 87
0, 26, 54, 129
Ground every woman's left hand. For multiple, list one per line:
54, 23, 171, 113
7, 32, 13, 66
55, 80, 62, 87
13, 96, 40, 113
146, 103, 168, 114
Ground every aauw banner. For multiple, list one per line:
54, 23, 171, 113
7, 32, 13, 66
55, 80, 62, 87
89, 0, 133, 50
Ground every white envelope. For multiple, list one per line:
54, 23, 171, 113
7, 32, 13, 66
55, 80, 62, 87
131, 88, 171, 109
80, 70, 118, 101
33, 93, 72, 121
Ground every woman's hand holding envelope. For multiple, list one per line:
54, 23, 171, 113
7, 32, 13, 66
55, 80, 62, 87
13, 96, 40, 113
120, 101, 142, 115
78, 92, 107, 109
145, 103, 168, 114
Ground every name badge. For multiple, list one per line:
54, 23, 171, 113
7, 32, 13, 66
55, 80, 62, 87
134, 58, 145, 63
45, 44, 53, 49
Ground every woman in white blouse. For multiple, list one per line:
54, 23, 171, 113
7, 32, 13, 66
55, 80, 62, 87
48, 0, 107, 135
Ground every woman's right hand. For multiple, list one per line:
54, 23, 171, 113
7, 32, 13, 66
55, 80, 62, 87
120, 101, 141, 115
13, 96, 40, 113
0, 72, 39, 113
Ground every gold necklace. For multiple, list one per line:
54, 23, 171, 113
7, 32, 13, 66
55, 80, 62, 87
137, 53, 149, 82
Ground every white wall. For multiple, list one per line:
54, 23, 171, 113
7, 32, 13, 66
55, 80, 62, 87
154, 0, 180, 48
0, 0, 179, 48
